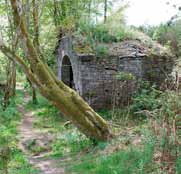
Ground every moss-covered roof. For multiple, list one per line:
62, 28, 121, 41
102, 39, 175, 59
58, 29, 176, 61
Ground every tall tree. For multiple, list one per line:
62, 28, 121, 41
104, 0, 107, 23
2, 0, 17, 107
0, 0, 113, 141
3, 59, 16, 108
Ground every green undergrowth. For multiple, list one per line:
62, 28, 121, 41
67, 134, 156, 174
72, 21, 163, 57
8, 149, 38, 174
26, 92, 93, 157
73, 22, 134, 57
0, 90, 38, 174
25, 85, 180, 174
51, 130, 93, 157
78, 84, 180, 174
26, 93, 64, 132
99, 108, 145, 127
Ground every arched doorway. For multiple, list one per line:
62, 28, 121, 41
61, 56, 74, 88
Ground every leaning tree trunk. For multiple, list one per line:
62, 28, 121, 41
0, 0, 113, 141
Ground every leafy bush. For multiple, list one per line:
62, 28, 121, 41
131, 81, 162, 115
78, 23, 116, 43
138, 21, 181, 56
130, 86, 180, 173
92, 25, 117, 43
78, 22, 133, 44
114, 27, 133, 41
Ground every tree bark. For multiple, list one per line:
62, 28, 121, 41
104, 0, 107, 23
53, 0, 60, 26
0, 0, 113, 141
27, 78, 37, 104
3, 0, 16, 108
4, 60, 16, 108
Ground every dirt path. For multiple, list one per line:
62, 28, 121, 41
18, 93, 65, 174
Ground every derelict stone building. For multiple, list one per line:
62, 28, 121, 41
57, 36, 176, 110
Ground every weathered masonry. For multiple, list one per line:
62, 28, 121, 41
57, 36, 176, 109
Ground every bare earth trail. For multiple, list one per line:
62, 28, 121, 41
17, 92, 65, 174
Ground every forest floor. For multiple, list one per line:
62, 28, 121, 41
16, 88, 145, 174
17, 90, 66, 174
13, 86, 180, 174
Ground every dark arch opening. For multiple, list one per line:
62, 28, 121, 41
61, 56, 74, 88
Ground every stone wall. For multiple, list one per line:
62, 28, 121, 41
142, 56, 175, 86
79, 56, 118, 109
57, 36, 176, 110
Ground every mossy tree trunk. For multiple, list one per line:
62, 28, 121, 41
4, 60, 16, 108
0, 0, 113, 141
3, 0, 17, 108
27, 78, 37, 104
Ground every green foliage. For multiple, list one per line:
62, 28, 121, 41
76, 23, 116, 44
138, 20, 181, 56
131, 81, 162, 115
68, 139, 155, 174
77, 22, 132, 43
0, 91, 37, 174
116, 72, 135, 81
73, 2, 130, 54
97, 142, 108, 150
0, 54, 7, 82
152, 24, 168, 41
0, 96, 20, 146
1, 87, 178, 174
8, 150, 38, 174
114, 27, 133, 41
91, 24, 117, 43
137, 25, 157, 38
51, 130, 93, 157
26, 93, 64, 133
98, 109, 113, 120
26, 92, 93, 157
99, 108, 134, 127
128, 84, 180, 173
150, 91, 180, 173
74, 22, 133, 56
176, 156, 181, 173
95, 45, 109, 57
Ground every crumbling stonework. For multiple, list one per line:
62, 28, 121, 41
57, 36, 176, 109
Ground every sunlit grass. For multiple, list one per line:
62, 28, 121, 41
0, 90, 38, 174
